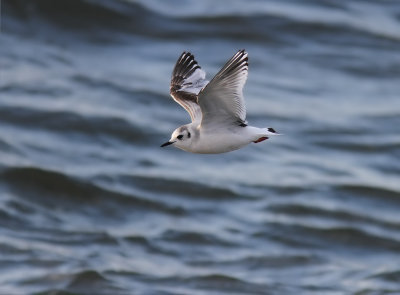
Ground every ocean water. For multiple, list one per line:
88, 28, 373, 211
1, 0, 400, 294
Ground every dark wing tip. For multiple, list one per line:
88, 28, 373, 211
171, 51, 201, 83
222, 50, 249, 76
238, 49, 247, 56
240, 50, 248, 64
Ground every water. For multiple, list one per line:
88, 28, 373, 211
1, 0, 400, 294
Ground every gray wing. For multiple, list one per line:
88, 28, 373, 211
170, 52, 208, 123
198, 50, 248, 127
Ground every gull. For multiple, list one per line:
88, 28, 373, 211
161, 50, 278, 154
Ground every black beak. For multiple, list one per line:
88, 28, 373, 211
160, 141, 174, 147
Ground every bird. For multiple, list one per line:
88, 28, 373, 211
161, 50, 279, 154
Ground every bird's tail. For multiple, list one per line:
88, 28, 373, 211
264, 127, 281, 135
253, 127, 281, 143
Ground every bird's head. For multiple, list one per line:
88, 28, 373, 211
161, 125, 193, 150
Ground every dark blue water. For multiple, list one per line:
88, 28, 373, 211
1, 0, 400, 294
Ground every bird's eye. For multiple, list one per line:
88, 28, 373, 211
177, 135, 183, 140
187, 132, 191, 138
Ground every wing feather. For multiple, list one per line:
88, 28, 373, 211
170, 52, 208, 123
198, 50, 248, 127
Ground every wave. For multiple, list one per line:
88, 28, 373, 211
70, 74, 165, 105
188, 253, 324, 269
259, 222, 400, 253
312, 136, 400, 154
269, 203, 400, 232
369, 269, 400, 283
1, 83, 72, 98
5, 0, 399, 43
35, 270, 129, 295
160, 229, 236, 247
0, 105, 149, 144
113, 174, 240, 200
337, 184, 400, 202
4, 0, 174, 41
4, 0, 142, 28
155, 273, 269, 294
1, 166, 186, 216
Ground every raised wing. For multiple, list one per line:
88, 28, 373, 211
170, 52, 208, 123
198, 50, 248, 127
